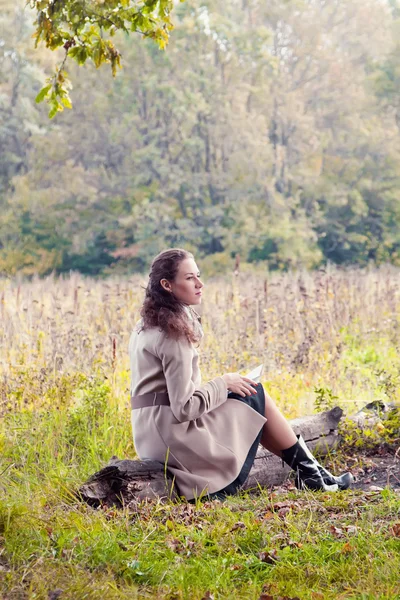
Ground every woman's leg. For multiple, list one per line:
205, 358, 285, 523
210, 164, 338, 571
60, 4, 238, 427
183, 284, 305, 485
257, 386, 353, 490
259, 388, 297, 457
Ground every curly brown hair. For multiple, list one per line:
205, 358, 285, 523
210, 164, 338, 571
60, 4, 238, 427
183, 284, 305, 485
140, 248, 202, 344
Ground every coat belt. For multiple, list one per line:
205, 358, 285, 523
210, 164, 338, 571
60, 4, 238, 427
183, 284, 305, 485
131, 391, 170, 410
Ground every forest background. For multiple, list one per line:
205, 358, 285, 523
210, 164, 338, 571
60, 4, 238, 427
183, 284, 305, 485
3, 0, 400, 278
3, 4, 400, 598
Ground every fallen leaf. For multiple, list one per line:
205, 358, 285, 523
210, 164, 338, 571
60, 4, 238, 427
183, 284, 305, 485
262, 511, 275, 520
272, 501, 290, 510
231, 521, 246, 532
287, 540, 303, 548
344, 525, 357, 535
329, 525, 344, 538
272, 501, 300, 511
341, 542, 353, 554
390, 523, 400, 537
257, 549, 279, 563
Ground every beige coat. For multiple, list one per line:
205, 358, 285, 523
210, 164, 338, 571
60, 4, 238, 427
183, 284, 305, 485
128, 308, 267, 501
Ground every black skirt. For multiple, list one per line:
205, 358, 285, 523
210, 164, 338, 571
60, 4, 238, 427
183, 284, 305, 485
188, 382, 266, 503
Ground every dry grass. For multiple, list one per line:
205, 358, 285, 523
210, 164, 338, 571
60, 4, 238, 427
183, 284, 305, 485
2, 265, 400, 599
1, 264, 400, 418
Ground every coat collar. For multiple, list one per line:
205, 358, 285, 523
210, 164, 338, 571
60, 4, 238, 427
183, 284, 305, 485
184, 305, 202, 323
190, 306, 202, 323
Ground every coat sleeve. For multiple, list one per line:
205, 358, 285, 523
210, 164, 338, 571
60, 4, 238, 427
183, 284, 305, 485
156, 332, 228, 423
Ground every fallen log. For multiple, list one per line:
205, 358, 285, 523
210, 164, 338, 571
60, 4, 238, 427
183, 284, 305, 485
79, 405, 364, 506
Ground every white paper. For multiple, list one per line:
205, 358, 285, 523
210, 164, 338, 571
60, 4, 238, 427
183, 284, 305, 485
244, 364, 264, 383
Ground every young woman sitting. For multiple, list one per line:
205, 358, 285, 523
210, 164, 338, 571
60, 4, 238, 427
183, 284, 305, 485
129, 248, 353, 502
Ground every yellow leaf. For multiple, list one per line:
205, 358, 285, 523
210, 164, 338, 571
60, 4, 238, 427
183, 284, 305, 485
341, 542, 353, 554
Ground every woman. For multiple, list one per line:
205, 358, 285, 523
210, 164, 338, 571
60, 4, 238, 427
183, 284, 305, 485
129, 248, 353, 502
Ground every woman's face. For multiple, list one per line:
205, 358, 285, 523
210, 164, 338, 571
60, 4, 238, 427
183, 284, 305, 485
160, 257, 204, 306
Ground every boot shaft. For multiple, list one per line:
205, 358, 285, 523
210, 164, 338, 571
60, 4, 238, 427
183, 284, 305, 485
281, 434, 339, 492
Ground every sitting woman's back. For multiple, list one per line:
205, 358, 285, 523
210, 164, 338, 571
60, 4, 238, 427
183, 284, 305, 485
128, 248, 267, 501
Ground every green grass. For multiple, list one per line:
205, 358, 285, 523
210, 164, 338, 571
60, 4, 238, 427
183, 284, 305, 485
2, 483, 400, 599
1, 371, 400, 599
2, 269, 400, 599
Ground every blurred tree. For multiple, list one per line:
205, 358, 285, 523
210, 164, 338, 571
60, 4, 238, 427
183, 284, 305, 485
1, 0, 400, 277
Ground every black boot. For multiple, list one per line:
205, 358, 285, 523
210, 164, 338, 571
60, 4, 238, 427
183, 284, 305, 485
281, 434, 353, 492
295, 435, 353, 490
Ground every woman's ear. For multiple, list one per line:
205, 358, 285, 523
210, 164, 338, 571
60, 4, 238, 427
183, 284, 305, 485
160, 278, 171, 292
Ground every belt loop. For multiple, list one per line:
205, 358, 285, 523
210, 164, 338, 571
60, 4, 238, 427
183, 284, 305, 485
131, 391, 170, 409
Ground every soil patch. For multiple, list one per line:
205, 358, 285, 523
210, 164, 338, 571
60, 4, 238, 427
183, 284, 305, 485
346, 449, 400, 491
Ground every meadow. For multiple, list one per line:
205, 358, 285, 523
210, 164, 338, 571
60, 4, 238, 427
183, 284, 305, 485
1, 265, 400, 599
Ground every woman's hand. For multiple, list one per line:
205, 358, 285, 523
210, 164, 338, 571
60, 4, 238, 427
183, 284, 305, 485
222, 373, 258, 397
